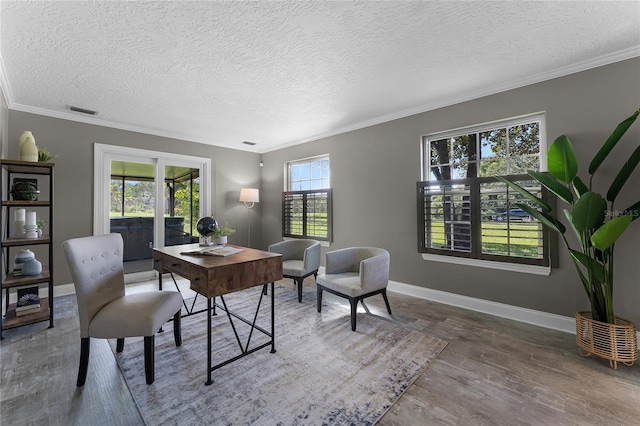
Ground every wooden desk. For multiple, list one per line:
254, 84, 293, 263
153, 244, 282, 385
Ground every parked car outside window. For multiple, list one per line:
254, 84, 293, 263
491, 208, 533, 222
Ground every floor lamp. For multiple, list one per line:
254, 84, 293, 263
239, 188, 259, 247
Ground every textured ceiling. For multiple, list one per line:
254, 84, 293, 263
1, 1, 639, 153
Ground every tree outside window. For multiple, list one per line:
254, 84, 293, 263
420, 115, 549, 266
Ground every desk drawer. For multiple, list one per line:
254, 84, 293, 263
163, 259, 188, 276
152, 252, 164, 272
189, 269, 208, 296
154, 252, 189, 276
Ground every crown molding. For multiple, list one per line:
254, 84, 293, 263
2, 46, 639, 154
0, 55, 13, 107
8, 102, 259, 153
264, 46, 640, 153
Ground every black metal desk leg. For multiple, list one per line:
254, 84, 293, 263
270, 281, 276, 354
205, 297, 213, 386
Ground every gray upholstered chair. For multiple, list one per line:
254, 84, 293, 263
62, 233, 183, 386
268, 239, 321, 302
316, 247, 392, 331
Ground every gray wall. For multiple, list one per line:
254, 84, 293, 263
6, 113, 262, 286
4, 58, 639, 326
262, 58, 640, 326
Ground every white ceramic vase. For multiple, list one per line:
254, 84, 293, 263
19, 131, 38, 162
14, 249, 35, 273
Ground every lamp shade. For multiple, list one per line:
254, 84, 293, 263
239, 188, 259, 203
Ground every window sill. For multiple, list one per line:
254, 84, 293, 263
421, 253, 551, 276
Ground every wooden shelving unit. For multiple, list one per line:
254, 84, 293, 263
1, 159, 54, 338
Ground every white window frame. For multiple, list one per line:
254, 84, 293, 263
421, 113, 548, 180
283, 154, 332, 244
419, 112, 551, 275
93, 143, 211, 252
285, 154, 331, 191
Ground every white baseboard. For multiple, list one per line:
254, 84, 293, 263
387, 281, 574, 333
2, 271, 156, 308
387, 280, 640, 343
124, 270, 158, 284
52, 282, 77, 297
7, 273, 640, 343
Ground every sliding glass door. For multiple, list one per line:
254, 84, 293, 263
94, 144, 211, 277
162, 163, 201, 247
109, 161, 156, 273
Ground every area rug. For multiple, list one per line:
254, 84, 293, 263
111, 282, 448, 425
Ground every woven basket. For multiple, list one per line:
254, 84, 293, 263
575, 311, 638, 369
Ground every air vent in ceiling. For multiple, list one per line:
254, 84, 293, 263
68, 105, 98, 115
243, 141, 257, 146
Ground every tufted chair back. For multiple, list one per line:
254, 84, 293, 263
63, 233, 183, 386
63, 233, 126, 338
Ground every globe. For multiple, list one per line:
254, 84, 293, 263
196, 216, 218, 237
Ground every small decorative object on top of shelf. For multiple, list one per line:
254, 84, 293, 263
37, 148, 57, 163
18, 131, 38, 162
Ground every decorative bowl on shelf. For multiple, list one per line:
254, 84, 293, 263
22, 258, 43, 276
10, 181, 39, 201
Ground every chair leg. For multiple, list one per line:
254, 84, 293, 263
317, 286, 323, 312
173, 311, 182, 347
144, 335, 155, 385
296, 278, 303, 303
382, 290, 392, 315
350, 298, 357, 331
77, 337, 90, 387
116, 338, 124, 352
263, 283, 268, 295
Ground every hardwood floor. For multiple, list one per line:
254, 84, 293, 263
1, 295, 142, 426
1, 277, 638, 425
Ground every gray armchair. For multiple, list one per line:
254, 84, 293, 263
62, 233, 183, 386
316, 247, 392, 331
268, 239, 321, 302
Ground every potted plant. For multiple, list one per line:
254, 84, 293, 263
211, 222, 236, 245
37, 148, 57, 162
36, 219, 47, 237
498, 109, 639, 368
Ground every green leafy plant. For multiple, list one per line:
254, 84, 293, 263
497, 109, 640, 324
211, 222, 236, 237
37, 148, 57, 162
